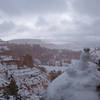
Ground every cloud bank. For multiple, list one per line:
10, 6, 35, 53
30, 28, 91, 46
0, 0, 100, 46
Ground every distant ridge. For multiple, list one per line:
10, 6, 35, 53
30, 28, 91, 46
8, 39, 59, 49
2, 38, 98, 51
8, 39, 44, 45
7, 39, 95, 50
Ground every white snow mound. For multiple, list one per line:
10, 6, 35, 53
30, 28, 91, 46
46, 51, 100, 100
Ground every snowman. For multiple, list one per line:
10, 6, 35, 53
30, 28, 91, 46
46, 48, 100, 100
79, 48, 90, 71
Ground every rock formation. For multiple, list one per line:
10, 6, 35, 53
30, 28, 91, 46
18, 54, 34, 68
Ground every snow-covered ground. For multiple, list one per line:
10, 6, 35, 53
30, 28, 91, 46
0, 46, 9, 52
0, 48, 100, 100
46, 50, 100, 100
0, 64, 50, 100
0, 56, 13, 61
40, 65, 69, 72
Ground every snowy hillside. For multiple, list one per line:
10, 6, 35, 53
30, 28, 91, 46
0, 64, 50, 100
0, 47, 100, 100
8, 39, 59, 49
46, 49, 100, 100
8, 39, 97, 50
8, 39, 44, 45
0, 54, 68, 100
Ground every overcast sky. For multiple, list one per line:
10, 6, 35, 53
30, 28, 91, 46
0, 0, 100, 45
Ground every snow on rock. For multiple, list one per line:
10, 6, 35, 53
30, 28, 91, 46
0, 46, 9, 52
46, 50, 100, 100
40, 65, 68, 72
0, 63, 50, 100
0, 56, 13, 61
96, 50, 100, 59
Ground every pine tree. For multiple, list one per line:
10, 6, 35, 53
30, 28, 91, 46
3, 75, 22, 99
8, 75, 18, 96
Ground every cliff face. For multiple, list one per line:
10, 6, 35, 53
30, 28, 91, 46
18, 55, 34, 68
23, 54, 34, 67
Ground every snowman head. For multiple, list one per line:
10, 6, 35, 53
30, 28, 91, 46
84, 48, 90, 53
80, 48, 90, 62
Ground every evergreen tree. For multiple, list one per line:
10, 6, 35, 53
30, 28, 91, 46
3, 75, 22, 100
8, 75, 18, 96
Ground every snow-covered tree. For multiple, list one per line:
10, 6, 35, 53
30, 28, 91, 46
3, 75, 22, 99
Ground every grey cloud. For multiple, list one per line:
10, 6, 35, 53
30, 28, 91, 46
91, 19, 100, 33
0, 21, 15, 34
35, 16, 49, 27
47, 16, 100, 44
0, 20, 31, 37
16, 25, 31, 33
76, 18, 100, 37
0, 0, 68, 15
0, 0, 100, 46
72, 0, 100, 17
